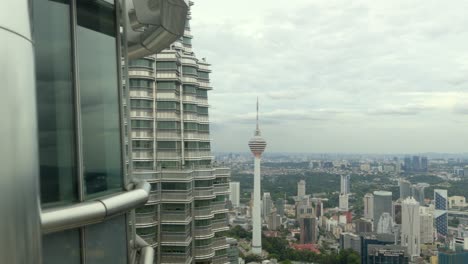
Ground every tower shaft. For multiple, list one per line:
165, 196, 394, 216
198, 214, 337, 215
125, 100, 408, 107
252, 156, 262, 254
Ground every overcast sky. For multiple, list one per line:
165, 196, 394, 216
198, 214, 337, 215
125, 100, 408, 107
190, 0, 468, 154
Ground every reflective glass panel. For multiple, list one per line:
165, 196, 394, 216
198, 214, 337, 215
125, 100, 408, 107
34, 0, 77, 205
42, 229, 80, 264
77, 0, 122, 197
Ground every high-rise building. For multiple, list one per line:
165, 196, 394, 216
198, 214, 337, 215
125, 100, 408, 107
399, 179, 412, 200
376, 213, 394, 234
2, 0, 192, 263
404, 157, 412, 173
393, 201, 402, 224
227, 238, 240, 264
298, 205, 318, 244
298, 180, 306, 197
267, 211, 281, 230
420, 207, 434, 244
248, 100, 267, 255
275, 198, 285, 217
128, 2, 231, 262
364, 193, 374, 220
421, 157, 428, 172
367, 245, 409, 264
401, 197, 420, 259
339, 194, 349, 212
230, 182, 241, 207
412, 156, 421, 172
434, 189, 448, 237
411, 183, 428, 205
340, 232, 361, 255
373, 191, 393, 232
355, 218, 373, 233
341, 174, 351, 195
262, 192, 273, 219
360, 233, 395, 264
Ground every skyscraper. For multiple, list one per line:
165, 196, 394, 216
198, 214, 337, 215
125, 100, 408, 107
364, 193, 374, 220
404, 157, 412, 173
248, 100, 267, 255
401, 197, 420, 259
373, 191, 393, 232
412, 156, 421, 172
411, 183, 428, 205
1, 0, 189, 263
263, 192, 273, 219
276, 198, 285, 217
128, 2, 231, 262
420, 207, 434, 244
421, 157, 428, 172
339, 194, 349, 212
434, 189, 448, 237
399, 179, 412, 200
341, 174, 351, 195
230, 182, 241, 207
298, 205, 318, 244
298, 180, 306, 197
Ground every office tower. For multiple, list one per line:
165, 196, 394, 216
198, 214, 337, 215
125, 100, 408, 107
248, 100, 267, 255
275, 198, 285, 217
315, 199, 323, 218
355, 218, 373, 233
339, 194, 349, 211
373, 191, 393, 232
377, 213, 394, 234
262, 192, 273, 219
394, 201, 402, 224
340, 233, 361, 255
227, 238, 240, 264
364, 193, 374, 220
341, 174, 351, 195
420, 208, 434, 244
399, 179, 412, 200
298, 180, 306, 197
401, 197, 420, 259
128, 2, 231, 263
421, 157, 428, 172
411, 183, 428, 205
434, 189, 448, 237
360, 233, 396, 264
438, 250, 468, 264
268, 211, 281, 230
1, 0, 187, 263
230, 182, 241, 207
412, 156, 421, 172
404, 157, 412, 172
367, 245, 409, 264
299, 214, 318, 244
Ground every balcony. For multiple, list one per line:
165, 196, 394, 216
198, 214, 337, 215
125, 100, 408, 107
199, 151, 212, 158
212, 219, 228, 231
156, 72, 180, 80
160, 252, 192, 264
183, 132, 199, 140
160, 210, 191, 223
185, 150, 201, 159
214, 184, 229, 194
136, 212, 158, 226
198, 133, 210, 140
182, 94, 197, 102
183, 112, 198, 121
194, 206, 214, 218
156, 130, 181, 140
193, 169, 215, 180
156, 112, 180, 120
194, 187, 214, 198
212, 255, 229, 264
133, 150, 153, 160
160, 170, 193, 181
214, 168, 230, 177
161, 190, 193, 202
133, 172, 160, 181
194, 244, 214, 259
130, 109, 153, 118
129, 89, 153, 99
198, 63, 211, 71
212, 237, 227, 249
194, 225, 213, 238
212, 202, 227, 212
160, 231, 191, 244
129, 69, 154, 79
147, 192, 160, 203
156, 52, 179, 60
198, 81, 212, 90
181, 57, 197, 66
157, 92, 180, 100
156, 151, 180, 160
182, 76, 198, 84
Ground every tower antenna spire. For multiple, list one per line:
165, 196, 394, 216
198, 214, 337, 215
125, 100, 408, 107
255, 97, 260, 135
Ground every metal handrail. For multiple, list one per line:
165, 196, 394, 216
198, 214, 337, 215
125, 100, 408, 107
41, 180, 151, 234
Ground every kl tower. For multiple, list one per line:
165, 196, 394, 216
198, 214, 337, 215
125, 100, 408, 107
248, 98, 267, 255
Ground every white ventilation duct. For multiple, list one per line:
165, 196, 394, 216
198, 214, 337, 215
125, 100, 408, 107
126, 0, 189, 59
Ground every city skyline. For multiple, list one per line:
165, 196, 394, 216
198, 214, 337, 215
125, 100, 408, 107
192, 0, 468, 153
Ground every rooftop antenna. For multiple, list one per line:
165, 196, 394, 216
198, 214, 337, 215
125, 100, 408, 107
255, 97, 260, 136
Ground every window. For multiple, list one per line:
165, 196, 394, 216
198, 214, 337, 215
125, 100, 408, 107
132, 140, 153, 149
198, 71, 209, 79
131, 120, 152, 129
157, 121, 179, 130
159, 161, 180, 169
162, 182, 191, 190
182, 36, 192, 45
195, 238, 213, 246
182, 66, 198, 76
77, 0, 122, 197
157, 101, 178, 110
199, 142, 210, 150
133, 161, 153, 169
184, 104, 198, 112
195, 180, 213, 188
129, 58, 153, 68
42, 229, 80, 264
130, 99, 152, 109
162, 225, 187, 232
162, 203, 188, 211
197, 89, 208, 98
136, 205, 157, 214
195, 220, 212, 227
198, 106, 209, 115
157, 141, 178, 149
183, 85, 197, 94
136, 226, 157, 235
161, 246, 188, 254
156, 61, 178, 70
157, 81, 177, 90
184, 122, 198, 131
130, 78, 153, 88
34, 0, 77, 205
199, 124, 210, 132
184, 141, 198, 150
195, 200, 211, 208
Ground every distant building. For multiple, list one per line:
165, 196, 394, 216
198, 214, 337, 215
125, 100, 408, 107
315, 199, 323, 218
355, 218, 373, 233
399, 179, 412, 200
360, 233, 395, 264
376, 213, 394, 234
411, 183, 428, 205
341, 174, 351, 195
454, 167, 465, 177
404, 157, 412, 172
275, 198, 285, 217
393, 201, 402, 225
438, 250, 468, 264
421, 157, 428, 172
401, 197, 420, 259
268, 211, 281, 231
230, 182, 241, 207
297, 180, 306, 197
339, 194, 349, 212
262, 192, 273, 219
420, 207, 434, 244
373, 191, 393, 232
227, 238, 239, 264
298, 205, 317, 244
340, 232, 361, 255
367, 245, 409, 264
412, 156, 421, 172
448, 196, 466, 209
434, 189, 448, 237
364, 193, 374, 220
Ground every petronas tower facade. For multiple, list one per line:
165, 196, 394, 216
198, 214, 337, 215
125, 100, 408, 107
126, 2, 231, 263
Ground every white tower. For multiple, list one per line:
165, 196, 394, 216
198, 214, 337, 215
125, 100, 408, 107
229, 182, 240, 207
248, 99, 267, 255
402, 197, 420, 259
298, 180, 306, 197
363, 193, 374, 220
